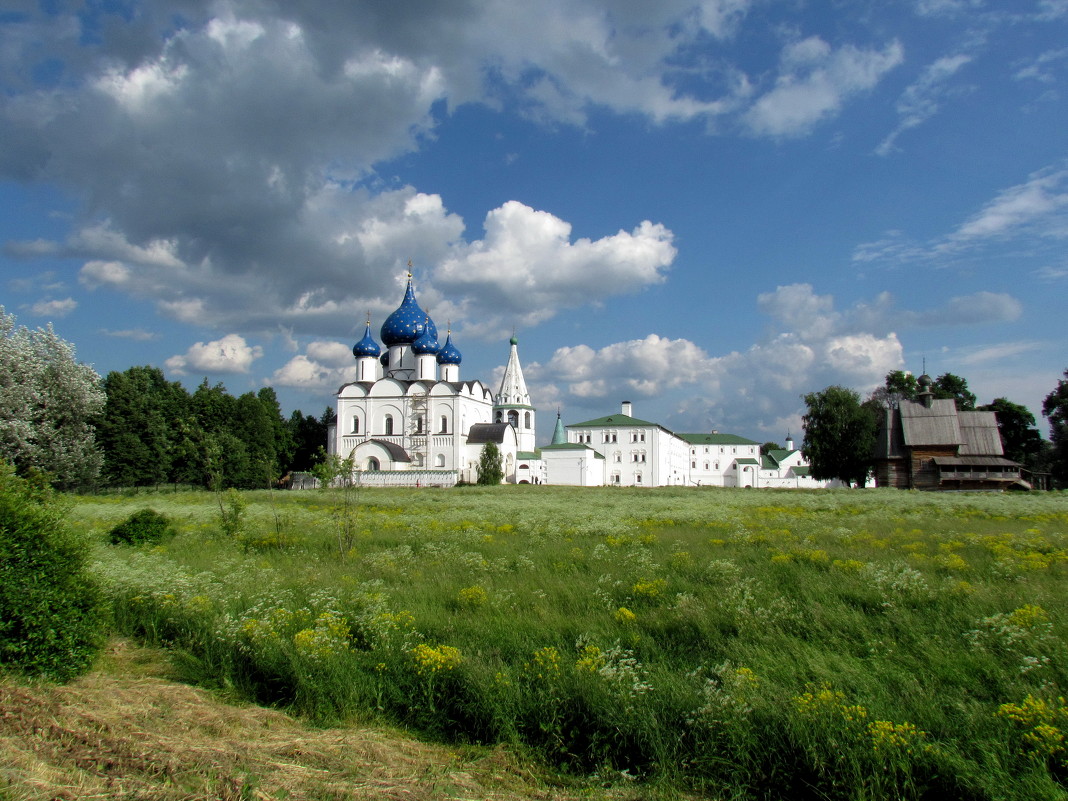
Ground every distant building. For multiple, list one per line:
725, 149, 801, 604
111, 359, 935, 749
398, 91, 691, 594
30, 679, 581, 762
554, 402, 834, 488
872, 373, 1026, 491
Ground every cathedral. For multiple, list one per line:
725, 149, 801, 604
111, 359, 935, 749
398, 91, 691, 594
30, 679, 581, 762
329, 271, 830, 489
329, 273, 540, 486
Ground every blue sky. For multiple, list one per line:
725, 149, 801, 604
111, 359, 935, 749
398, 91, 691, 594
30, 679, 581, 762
2, 0, 1066, 444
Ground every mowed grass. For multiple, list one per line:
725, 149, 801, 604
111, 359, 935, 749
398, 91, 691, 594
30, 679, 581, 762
74, 486, 1068, 799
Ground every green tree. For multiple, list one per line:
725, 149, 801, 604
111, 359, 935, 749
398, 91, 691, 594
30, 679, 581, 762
801, 386, 877, 486
932, 373, 976, 411
98, 366, 189, 487
476, 442, 504, 485
869, 370, 919, 409
288, 409, 329, 472
1042, 369, 1068, 487
977, 398, 1045, 467
0, 307, 105, 490
0, 462, 106, 680
760, 442, 783, 455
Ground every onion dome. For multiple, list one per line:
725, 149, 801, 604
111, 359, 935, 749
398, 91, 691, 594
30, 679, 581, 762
437, 332, 462, 365
381, 274, 437, 347
379, 352, 389, 367
351, 323, 381, 359
411, 320, 440, 355
917, 373, 932, 388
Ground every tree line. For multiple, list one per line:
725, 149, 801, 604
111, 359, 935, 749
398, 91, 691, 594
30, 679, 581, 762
0, 307, 332, 491
802, 370, 1068, 488
98, 367, 335, 489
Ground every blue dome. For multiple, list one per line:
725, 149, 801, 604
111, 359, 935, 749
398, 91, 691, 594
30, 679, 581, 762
437, 332, 462, 365
381, 276, 437, 347
352, 323, 381, 358
411, 323, 440, 355
379, 351, 389, 367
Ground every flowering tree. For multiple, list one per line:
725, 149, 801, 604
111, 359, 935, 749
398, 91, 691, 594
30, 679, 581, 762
0, 307, 105, 490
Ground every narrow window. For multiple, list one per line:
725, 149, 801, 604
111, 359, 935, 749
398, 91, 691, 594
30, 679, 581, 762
352, 416, 360, 434
524, 411, 531, 428
508, 410, 519, 427
384, 415, 394, 436
440, 415, 448, 433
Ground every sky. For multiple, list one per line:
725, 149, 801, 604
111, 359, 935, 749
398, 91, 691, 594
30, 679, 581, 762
2, 0, 1067, 446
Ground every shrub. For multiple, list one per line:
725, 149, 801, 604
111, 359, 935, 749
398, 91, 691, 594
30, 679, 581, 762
0, 463, 107, 680
109, 508, 174, 545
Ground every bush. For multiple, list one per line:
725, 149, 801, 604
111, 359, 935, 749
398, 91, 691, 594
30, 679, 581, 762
109, 508, 174, 545
0, 463, 107, 681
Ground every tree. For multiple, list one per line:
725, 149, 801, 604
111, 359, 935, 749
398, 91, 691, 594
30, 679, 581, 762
1043, 369, 1068, 487
977, 398, 1044, 467
760, 442, 783, 455
476, 442, 504, 485
0, 307, 105, 490
98, 366, 189, 487
288, 409, 330, 472
869, 370, 919, 409
801, 386, 877, 486
931, 373, 976, 411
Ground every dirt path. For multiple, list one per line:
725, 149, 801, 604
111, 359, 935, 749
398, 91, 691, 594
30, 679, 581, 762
0, 640, 605, 801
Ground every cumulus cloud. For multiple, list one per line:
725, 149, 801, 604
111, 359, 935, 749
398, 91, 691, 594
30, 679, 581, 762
538, 281, 1031, 436
434, 202, 675, 331
165, 334, 263, 375
28, 297, 77, 318
0, 1, 913, 347
744, 36, 904, 137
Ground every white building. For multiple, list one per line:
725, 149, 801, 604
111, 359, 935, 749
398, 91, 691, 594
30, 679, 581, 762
330, 273, 538, 485
554, 402, 834, 488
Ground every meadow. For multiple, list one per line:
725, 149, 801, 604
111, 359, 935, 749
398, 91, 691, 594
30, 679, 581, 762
74, 485, 1068, 799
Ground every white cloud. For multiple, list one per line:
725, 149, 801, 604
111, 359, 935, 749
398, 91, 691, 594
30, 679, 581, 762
28, 297, 77, 318
435, 201, 676, 330
101, 328, 158, 341
745, 37, 904, 137
854, 163, 1068, 266
876, 53, 973, 156
943, 165, 1068, 246
956, 341, 1043, 366
165, 334, 263, 375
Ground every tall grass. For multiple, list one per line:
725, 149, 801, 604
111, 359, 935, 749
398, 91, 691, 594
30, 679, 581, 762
75, 486, 1068, 799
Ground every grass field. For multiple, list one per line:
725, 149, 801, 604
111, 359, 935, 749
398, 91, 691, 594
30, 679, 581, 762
71, 485, 1068, 799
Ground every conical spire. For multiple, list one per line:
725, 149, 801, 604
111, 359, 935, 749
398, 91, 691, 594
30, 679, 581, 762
496, 334, 530, 406
550, 410, 566, 445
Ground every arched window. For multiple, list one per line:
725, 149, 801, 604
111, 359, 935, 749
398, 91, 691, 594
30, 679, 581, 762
352, 416, 360, 434
384, 415, 394, 436
416, 415, 424, 434
367, 457, 380, 471
435, 453, 445, 467
440, 415, 448, 433
508, 410, 519, 427
524, 411, 531, 428
495, 410, 503, 423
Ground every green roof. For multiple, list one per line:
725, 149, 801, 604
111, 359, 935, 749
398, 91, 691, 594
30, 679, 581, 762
517, 450, 540, 460
568, 413, 658, 428
793, 465, 811, 476
735, 457, 760, 465
678, 433, 760, 446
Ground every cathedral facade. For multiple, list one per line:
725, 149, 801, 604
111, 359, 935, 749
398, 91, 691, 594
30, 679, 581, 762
329, 274, 538, 485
